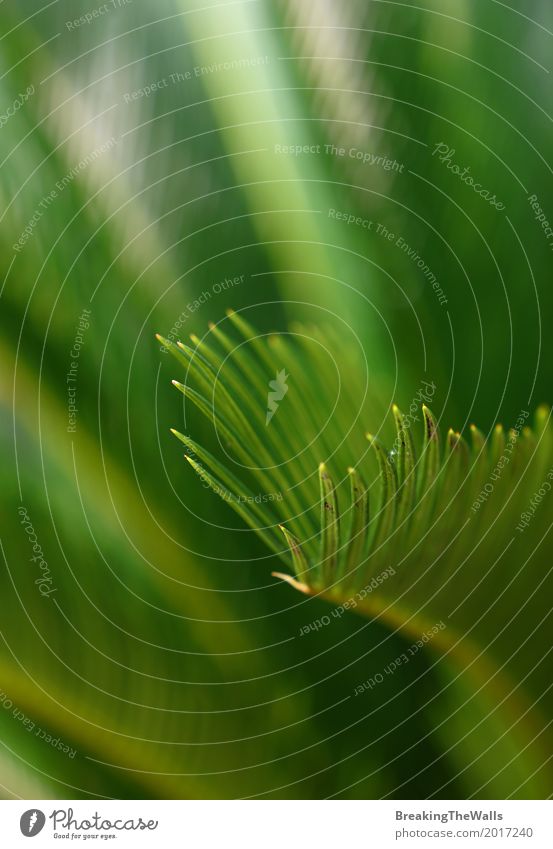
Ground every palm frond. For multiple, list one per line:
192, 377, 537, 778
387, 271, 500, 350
162, 313, 553, 795
162, 317, 550, 598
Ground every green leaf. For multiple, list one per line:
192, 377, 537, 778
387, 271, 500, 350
162, 318, 553, 798
319, 462, 341, 586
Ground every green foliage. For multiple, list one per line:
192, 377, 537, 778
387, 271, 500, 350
164, 316, 553, 796
2, 0, 553, 800
164, 319, 550, 593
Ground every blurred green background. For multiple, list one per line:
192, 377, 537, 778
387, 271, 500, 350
1, 0, 552, 798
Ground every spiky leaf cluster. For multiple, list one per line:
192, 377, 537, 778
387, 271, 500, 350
159, 316, 551, 616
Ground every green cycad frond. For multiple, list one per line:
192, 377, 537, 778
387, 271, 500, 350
160, 313, 553, 796
159, 315, 551, 615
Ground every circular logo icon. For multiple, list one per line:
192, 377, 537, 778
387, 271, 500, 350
20, 810, 46, 837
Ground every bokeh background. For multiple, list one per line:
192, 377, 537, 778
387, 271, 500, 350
1, 0, 552, 798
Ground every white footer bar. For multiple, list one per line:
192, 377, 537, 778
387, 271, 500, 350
1, 800, 551, 848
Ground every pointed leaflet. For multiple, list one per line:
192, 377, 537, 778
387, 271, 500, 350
366, 433, 398, 549
171, 429, 283, 549
391, 404, 417, 528
418, 405, 441, 498
279, 524, 310, 583
175, 340, 272, 464
470, 423, 486, 457
319, 463, 340, 586
408, 405, 441, 544
437, 430, 471, 541
171, 379, 296, 524
340, 467, 369, 586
